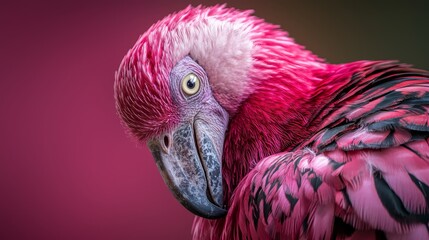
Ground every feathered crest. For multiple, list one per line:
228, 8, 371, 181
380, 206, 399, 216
114, 5, 323, 140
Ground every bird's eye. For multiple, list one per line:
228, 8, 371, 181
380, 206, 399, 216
181, 73, 200, 96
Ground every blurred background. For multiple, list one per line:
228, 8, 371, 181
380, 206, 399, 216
1, 0, 428, 239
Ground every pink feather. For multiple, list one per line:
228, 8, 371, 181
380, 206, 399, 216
115, 5, 429, 239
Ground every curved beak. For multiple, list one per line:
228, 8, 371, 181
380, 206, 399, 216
147, 108, 228, 219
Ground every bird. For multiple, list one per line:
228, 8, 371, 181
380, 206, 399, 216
114, 5, 429, 240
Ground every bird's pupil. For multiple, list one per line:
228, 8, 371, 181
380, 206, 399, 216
187, 78, 196, 89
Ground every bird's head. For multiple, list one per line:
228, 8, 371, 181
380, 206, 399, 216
114, 5, 323, 219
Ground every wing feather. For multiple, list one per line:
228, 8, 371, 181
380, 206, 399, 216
223, 62, 429, 239
309, 62, 429, 236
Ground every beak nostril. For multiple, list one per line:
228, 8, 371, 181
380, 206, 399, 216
164, 135, 170, 148
163, 135, 170, 150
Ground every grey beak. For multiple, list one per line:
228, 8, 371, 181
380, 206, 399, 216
148, 121, 227, 219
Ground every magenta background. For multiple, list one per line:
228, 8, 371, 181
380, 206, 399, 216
1, 1, 428, 239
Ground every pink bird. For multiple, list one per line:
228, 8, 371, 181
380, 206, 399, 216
114, 5, 429, 239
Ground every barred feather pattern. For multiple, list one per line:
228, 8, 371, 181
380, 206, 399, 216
194, 62, 429, 239
113, 5, 429, 239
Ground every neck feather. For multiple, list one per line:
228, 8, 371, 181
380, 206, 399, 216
222, 57, 329, 202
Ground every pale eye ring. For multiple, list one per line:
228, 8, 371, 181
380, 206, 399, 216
181, 73, 200, 96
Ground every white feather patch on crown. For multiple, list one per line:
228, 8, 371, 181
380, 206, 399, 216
165, 18, 254, 114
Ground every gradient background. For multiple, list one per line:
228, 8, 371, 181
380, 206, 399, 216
1, 1, 428, 239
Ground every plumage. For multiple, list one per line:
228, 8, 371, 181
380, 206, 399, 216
114, 5, 429, 239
